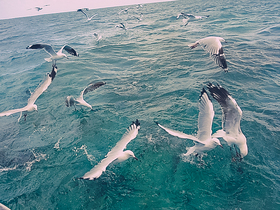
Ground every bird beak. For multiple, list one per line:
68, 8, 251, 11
219, 145, 223, 148
133, 156, 138, 160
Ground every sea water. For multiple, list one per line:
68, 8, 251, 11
0, 0, 280, 209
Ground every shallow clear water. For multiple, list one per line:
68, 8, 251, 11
1, 0, 280, 209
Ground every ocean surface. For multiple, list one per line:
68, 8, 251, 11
1, 0, 280, 209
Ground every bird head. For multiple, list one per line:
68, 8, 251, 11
122, 150, 138, 161
213, 138, 223, 148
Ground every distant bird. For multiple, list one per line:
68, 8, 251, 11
116, 23, 126, 30
118, 7, 129, 15
156, 88, 223, 157
35, 7, 43, 11
26, 44, 79, 65
81, 120, 140, 180
207, 83, 248, 160
65, 81, 106, 110
77, 8, 97, 21
188, 36, 228, 71
0, 65, 58, 122
177, 13, 209, 26
93, 33, 102, 41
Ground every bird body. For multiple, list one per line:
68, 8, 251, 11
207, 83, 248, 159
26, 44, 79, 64
81, 120, 140, 180
189, 36, 228, 71
156, 88, 222, 156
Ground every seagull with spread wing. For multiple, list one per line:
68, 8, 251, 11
156, 88, 222, 157
65, 81, 106, 110
188, 36, 228, 71
26, 44, 79, 64
177, 13, 209, 26
0, 65, 58, 121
77, 8, 97, 21
81, 120, 140, 180
207, 83, 248, 160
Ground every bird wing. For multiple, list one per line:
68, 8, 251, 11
28, 66, 57, 105
82, 120, 140, 180
88, 14, 97, 20
26, 44, 57, 56
78, 81, 106, 101
198, 37, 222, 55
212, 47, 228, 70
207, 83, 242, 133
155, 122, 204, 144
61, 45, 79, 57
0, 107, 28, 117
197, 88, 215, 141
77, 9, 89, 19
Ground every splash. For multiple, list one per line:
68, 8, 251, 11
25, 149, 48, 171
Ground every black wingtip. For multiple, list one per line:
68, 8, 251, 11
154, 121, 159, 125
134, 119, 140, 127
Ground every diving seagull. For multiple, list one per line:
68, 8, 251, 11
188, 36, 228, 71
207, 83, 248, 160
0, 65, 58, 122
26, 44, 79, 65
77, 8, 97, 21
65, 81, 106, 110
155, 88, 222, 157
93, 33, 102, 41
81, 119, 140, 180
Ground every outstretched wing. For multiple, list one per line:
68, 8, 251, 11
77, 8, 89, 19
0, 107, 28, 117
62, 45, 79, 57
28, 65, 57, 105
82, 120, 140, 180
83, 81, 106, 95
26, 44, 57, 56
155, 122, 204, 144
197, 88, 214, 141
207, 83, 242, 133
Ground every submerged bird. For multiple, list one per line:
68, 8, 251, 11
156, 88, 222, 157
207, 83, 248, 160
81, 120, 140, 180
93, 33, 102, 41
0, 65, 58, 122
188, 36, 228, 71
26, 44, 79, 64
77, 8, 97, 21
65, 81, 106, 110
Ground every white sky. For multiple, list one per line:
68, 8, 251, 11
0, 0, 173, 20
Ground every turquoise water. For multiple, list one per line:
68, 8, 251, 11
1, 0, 280, 209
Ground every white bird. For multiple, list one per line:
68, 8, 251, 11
65, 81, 106, 110
93, 33, 102, 41
81, 119, 140, 180
0, 203, 11, 210
188, 36, 228, 71
26, 44, 79, 65
0, 65, 58, 122
77, 8, 97, 21
207, 83, 248, 160
156, 88, 223, 157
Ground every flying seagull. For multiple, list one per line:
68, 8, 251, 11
65, 81, 106, 110
207, 83, 248, 160
81, 119, 140, 180
26, 44, 79, 65
77, 8, 97, 21
188, 36, 228, 71
116, 23, 126, 30
177, 13, 209, 26
0, 65, 58, 122
155, 88, 222, 157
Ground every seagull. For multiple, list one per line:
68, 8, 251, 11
77, 8, 97, 21
207, 83, 248, 160
65, 81, 106, 110
81, 119, 140, 180
188, 36, 228, 71
93, 33, 102, 41
26, 44, 79, 65
0, 65, 58, 122
177, 13, 209, 26
116, 23, 126, 30
155, 88, 222, 157
35, 7, 43, 11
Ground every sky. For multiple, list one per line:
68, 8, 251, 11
0, 0, 173, 20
